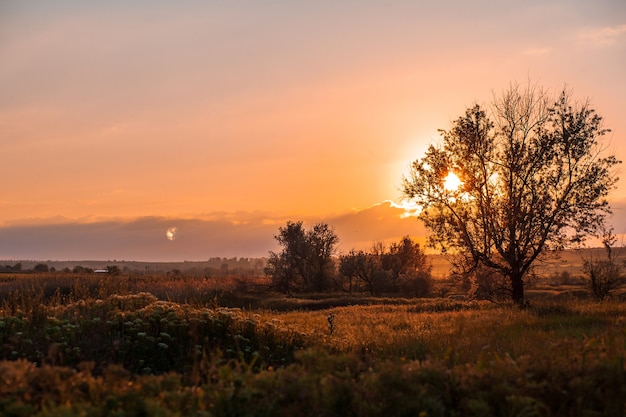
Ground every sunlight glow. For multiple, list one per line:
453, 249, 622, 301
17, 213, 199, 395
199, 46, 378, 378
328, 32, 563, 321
443, 171, 462, 192
391, 198, 422, 218
166, 227, 177, 241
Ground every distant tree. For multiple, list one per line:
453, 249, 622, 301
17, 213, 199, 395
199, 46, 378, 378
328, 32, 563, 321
582, 227, 624, 301
337, 251, 357, 294
2, 263, 22, 272
106, 265, 121, 276
265, 221, 307, 294
403, 83, 620, 304
33, 263, 49, 273
72, 265, 94, 274
339, 237, 432, 296
384, 236, 430, 281
339, 249, 381, 295
264, 221, 339, 293
306, 222, 340, 291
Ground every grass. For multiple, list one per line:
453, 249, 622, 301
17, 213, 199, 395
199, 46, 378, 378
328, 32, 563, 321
272, 299, 626, 366
0, 272, 625, 416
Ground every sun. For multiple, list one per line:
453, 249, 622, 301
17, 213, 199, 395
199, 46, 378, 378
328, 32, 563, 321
443, 171, 462, 192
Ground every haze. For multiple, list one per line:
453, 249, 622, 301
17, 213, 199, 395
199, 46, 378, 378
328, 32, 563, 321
1, 1, 625, 260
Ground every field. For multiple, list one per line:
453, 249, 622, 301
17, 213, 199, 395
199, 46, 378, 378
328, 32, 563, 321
0, 268, 625, 416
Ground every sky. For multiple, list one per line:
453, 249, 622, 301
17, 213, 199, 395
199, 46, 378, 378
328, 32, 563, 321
1, 0, 625, 261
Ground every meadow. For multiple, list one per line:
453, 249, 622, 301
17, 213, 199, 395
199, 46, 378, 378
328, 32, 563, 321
0, 270, 625, 416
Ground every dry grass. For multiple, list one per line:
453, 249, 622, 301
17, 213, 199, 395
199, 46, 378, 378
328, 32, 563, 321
270, 299, 626, 366
1, 271, 626, 416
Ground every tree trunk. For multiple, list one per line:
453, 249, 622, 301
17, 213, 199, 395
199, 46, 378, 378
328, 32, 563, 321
511, 273, 524, 304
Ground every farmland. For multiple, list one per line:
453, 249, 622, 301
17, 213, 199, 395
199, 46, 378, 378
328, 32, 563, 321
0, 260, 625, 416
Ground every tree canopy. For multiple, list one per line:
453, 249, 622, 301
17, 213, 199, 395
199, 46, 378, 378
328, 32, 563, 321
264, 221, 338, 293
339, 236, 432, 296
402, 84, 620, 303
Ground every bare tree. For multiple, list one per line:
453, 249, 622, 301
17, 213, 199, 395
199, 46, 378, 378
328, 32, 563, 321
583, 227, 624, 301
403, 83, 620, 304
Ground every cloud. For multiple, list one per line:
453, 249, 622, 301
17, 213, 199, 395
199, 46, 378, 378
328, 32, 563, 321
0, 202, 428, 261
577, 24, 626, 46
0, 217, 275, 262
329, 201, 428, 253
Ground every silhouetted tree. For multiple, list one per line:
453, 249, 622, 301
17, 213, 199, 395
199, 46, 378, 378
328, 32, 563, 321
306, 222, 340, 291
403, 83, 620, 304
389, 238, 433, 297
339, 249, 381, 295
2, 263, 22, 272
582, 227, 624, 301
106, 265, 121, 276
383, 236, 430, 281
265, 221, 339, 293
339, 237, 432, 296
72, 265, 94, 274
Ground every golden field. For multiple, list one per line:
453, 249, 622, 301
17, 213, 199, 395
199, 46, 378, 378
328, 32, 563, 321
0, 263, 624, 416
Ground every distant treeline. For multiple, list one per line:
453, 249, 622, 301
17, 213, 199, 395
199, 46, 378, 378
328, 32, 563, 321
0, 258, 268, 278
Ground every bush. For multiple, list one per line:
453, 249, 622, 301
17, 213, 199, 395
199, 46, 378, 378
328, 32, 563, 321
0, 293, 307, 375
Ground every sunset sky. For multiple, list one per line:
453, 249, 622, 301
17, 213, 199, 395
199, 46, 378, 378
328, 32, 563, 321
1, 1, 625, 261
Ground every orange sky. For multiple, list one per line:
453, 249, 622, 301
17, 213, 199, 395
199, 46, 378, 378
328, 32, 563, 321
1, 1, 625, 259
